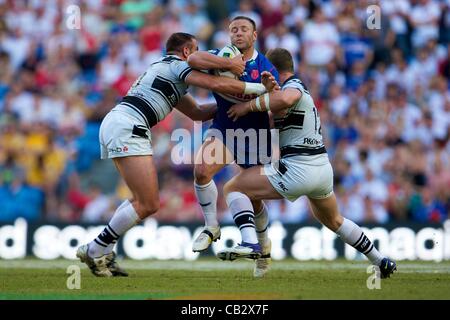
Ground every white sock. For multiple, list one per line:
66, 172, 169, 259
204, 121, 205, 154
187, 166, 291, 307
103, 200, 131, 255
336, 218, 383, 265
255, 203, 269, 246
194, 180, 219, 227
88, 200, 141, 258
226, 191, 258, 244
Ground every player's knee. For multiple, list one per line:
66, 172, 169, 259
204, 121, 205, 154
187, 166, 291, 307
331, 215, 344, 231
139, 200, 159, 218
194, 164, 213, 185
323, 214, 343, 232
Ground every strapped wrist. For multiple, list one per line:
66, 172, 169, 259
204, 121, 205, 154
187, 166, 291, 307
254, 93, 270, 112
244, 82, 267, 95
248, 99, 255, 112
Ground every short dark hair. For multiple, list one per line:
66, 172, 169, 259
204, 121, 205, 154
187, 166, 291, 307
266, 48, 294, 73
231, 16, 257, 31
166, 32, 196, 54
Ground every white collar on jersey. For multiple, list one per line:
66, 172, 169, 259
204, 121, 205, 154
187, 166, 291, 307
247, 48, 258, 62
165, 54, 182, 60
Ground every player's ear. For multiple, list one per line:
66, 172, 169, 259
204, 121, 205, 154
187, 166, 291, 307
182, 46, 190, 59
253, 30, 257, 42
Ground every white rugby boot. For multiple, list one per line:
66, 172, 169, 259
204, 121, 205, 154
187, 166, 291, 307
217, 242, 262, 261
253, 239, 272, 278
76, 244, 128, 277
192, 226, 221, 252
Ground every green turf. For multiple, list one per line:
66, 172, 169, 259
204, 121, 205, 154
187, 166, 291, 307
1, 258, 449, 300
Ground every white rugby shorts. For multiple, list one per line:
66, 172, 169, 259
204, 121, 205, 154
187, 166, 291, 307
99, 107, 153, 159
264, 154, 334, 201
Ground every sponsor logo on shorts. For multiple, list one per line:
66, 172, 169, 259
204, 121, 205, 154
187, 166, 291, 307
108, 146, 128, 153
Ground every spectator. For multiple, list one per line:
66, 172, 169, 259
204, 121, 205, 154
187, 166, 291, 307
409, 0, 441, 49
381, 0, 412, 58
230, 0, 261, 30
179, 1, 213, 50
257, 0, 284, 50
301, 8, 340, 67
82, 184, 114, 223
265, 23, 300, 67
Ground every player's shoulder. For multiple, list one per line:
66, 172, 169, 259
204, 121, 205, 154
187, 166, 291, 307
282, 76, 303, 89
153, 54, 183, 64
285, 77, 302, 84
153, 55, 186, 72
154, 55, 192, 81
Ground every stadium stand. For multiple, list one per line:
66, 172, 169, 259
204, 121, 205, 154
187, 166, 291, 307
0, 0, 448, 224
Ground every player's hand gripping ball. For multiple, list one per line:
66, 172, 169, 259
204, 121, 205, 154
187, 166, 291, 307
216, 45, 244, 78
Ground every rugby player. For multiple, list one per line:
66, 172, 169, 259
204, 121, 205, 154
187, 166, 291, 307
221, 48, 397, 279
76, 32, 274, 277
187, 16, 279, 278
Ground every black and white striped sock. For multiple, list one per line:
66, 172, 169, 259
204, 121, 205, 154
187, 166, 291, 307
226, 192, 258, 244
93, 224, 119, 251
88, 200, 141, 258
336, 218, 383, 265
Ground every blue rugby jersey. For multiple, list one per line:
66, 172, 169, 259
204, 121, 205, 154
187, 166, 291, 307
207, 48, 279, 168
209, 48, 279, 131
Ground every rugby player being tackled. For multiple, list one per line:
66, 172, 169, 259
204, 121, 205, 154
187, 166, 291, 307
187, 16, 279, 278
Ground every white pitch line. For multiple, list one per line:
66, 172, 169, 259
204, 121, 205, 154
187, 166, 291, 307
1, 260, 450, 273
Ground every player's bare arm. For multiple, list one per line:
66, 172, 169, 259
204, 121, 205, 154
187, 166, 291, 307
187, 51, 245, 76
185, 69, 269, 96
227, 87, 301, 121
174, 94, 217, 121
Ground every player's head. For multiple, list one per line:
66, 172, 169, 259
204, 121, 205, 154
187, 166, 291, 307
229, 16, 257, 52
166, 32, 198, 60
266, 48, 294, 74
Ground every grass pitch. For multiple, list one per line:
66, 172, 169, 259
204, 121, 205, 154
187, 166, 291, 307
1, 258, 449, 300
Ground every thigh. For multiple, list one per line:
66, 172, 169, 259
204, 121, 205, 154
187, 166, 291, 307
113, 155, 159, 206
307, 161, 334, 200
228, 165, 284, 201
194, 136, 234, 174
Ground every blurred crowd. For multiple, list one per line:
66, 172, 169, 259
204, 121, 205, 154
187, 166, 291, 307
0, 0, 449, 225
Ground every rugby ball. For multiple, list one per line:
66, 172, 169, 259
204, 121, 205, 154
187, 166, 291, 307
215, 45, 241, 79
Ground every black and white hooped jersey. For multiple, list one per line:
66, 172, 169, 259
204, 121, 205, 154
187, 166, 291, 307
274, 76, 327, 158
119, 55, 193, 128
